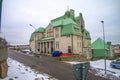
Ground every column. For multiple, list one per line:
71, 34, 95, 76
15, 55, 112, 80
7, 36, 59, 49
45, 42, 47, 53
49, 41, 51, 54
39, 42, 41, 54
40, 42, 42, 53
52, 41, 55, 51
38, 43, 40, 54
51, 41, 54, 53
43, 42, 45, 54
41, 42, 43, 54
44, 42, 46, 53
47, 42, 49, 54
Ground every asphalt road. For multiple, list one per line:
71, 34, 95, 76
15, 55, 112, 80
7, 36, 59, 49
8, 50, 110, 80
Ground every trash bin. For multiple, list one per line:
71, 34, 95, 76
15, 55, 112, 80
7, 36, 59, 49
72, 62, 90, 80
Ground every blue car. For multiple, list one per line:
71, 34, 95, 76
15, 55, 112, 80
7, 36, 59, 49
110, 59, 120, 69
52, 51, 62, 57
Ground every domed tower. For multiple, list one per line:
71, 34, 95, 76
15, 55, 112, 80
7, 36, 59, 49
29, 27, 45, 54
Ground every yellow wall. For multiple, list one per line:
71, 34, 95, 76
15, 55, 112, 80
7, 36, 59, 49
73, 35, 83, 54
30, 41, 35, 53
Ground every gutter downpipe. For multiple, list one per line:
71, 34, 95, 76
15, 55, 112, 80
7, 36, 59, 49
71, 34, 73, 53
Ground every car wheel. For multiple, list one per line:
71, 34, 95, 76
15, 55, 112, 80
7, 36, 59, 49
113, 65, 116, 68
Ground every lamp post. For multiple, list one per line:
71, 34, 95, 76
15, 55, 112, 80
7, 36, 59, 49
0, 0, 3, 36
29, 24, 37, 54
101, 21, 107, 74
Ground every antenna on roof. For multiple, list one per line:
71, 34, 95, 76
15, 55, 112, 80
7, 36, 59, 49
67, 5, 69, 11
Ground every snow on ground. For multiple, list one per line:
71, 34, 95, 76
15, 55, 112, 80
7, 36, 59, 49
0, 58, 58, 80
67, 59, 120, 80
90, 59, 120, 80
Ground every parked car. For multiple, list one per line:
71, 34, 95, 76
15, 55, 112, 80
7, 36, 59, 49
60, 53, 73, 57
21, 49, 31, 54
110, 59, 120, 69
52, 51, 62, 57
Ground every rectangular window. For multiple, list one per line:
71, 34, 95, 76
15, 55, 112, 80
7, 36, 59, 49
80, 42, 81, 48
55, 27, 59, 31
77, 42, 79, 47
55, 34, 59, 38
55, 28, 59, 38
77, 36, 79, 40
77, 36, 81, 40
77, 42, 81, 48
66, 35, 70, 38
56, 42, 57, 49
77, 36, 80, 40
56, 41, 59, 49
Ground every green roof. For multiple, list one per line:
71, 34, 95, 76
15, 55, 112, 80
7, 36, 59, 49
85, 29, 91, 40
35, 27, 45, 33
30, 33, 34, 41
62, 18, 77, 25
51, 18, 78, 27
40, 37, 54, 41
30, 27, 45, 41
51, 16, 64, 27
75, 16, 80, 21
30, 9, 91, 41
51, 9, 77, 27
61, 24, 82, 36
91, 38, 107, 49
51, 9, 83, 36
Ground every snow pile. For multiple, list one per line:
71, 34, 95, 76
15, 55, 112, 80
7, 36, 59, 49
67, 59, 120, 80
90, 59, 120, 80
0, 58, 58, 80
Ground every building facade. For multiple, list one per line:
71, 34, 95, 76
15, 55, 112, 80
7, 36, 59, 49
30, 9, 91, 55
91, 38, 113, 58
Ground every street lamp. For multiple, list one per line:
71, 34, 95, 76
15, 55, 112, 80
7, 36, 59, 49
29, 24, 37, 54
29, 24, 37, 30
101, 21, 107, 74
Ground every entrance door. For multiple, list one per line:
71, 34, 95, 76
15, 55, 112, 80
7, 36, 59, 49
68, 46, 72, 53
51, 47, 53, 53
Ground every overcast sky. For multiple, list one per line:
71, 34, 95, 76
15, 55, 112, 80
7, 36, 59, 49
1, 0, 120, 45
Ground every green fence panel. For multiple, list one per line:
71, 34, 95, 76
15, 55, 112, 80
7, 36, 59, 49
72, 62, 90, 80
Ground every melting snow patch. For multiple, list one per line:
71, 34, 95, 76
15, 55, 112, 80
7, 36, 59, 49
66, 59, 120, 80
0, 58, 58, 80
90, 59, 120, 80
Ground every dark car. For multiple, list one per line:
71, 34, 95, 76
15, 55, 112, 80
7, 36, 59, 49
110, 59, 120, 69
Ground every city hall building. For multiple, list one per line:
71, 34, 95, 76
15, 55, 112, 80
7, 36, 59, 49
30, 9, 91, 56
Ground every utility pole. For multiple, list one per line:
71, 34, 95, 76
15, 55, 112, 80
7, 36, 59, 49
101, 21, 107, 74
0, 0, 3, 34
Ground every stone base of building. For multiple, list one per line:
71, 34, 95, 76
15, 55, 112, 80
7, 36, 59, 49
83, 47, 92, 59
0, 60, 8, 79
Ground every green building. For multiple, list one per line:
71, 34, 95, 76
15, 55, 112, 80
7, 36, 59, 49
91, 38, 112, 58
29, 9, 91, 58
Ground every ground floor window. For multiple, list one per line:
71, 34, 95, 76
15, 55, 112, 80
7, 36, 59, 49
68, 46, 72, 53
56, 41, 59, 49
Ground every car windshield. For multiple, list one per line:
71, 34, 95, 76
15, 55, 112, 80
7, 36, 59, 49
116, 59, 120, 64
